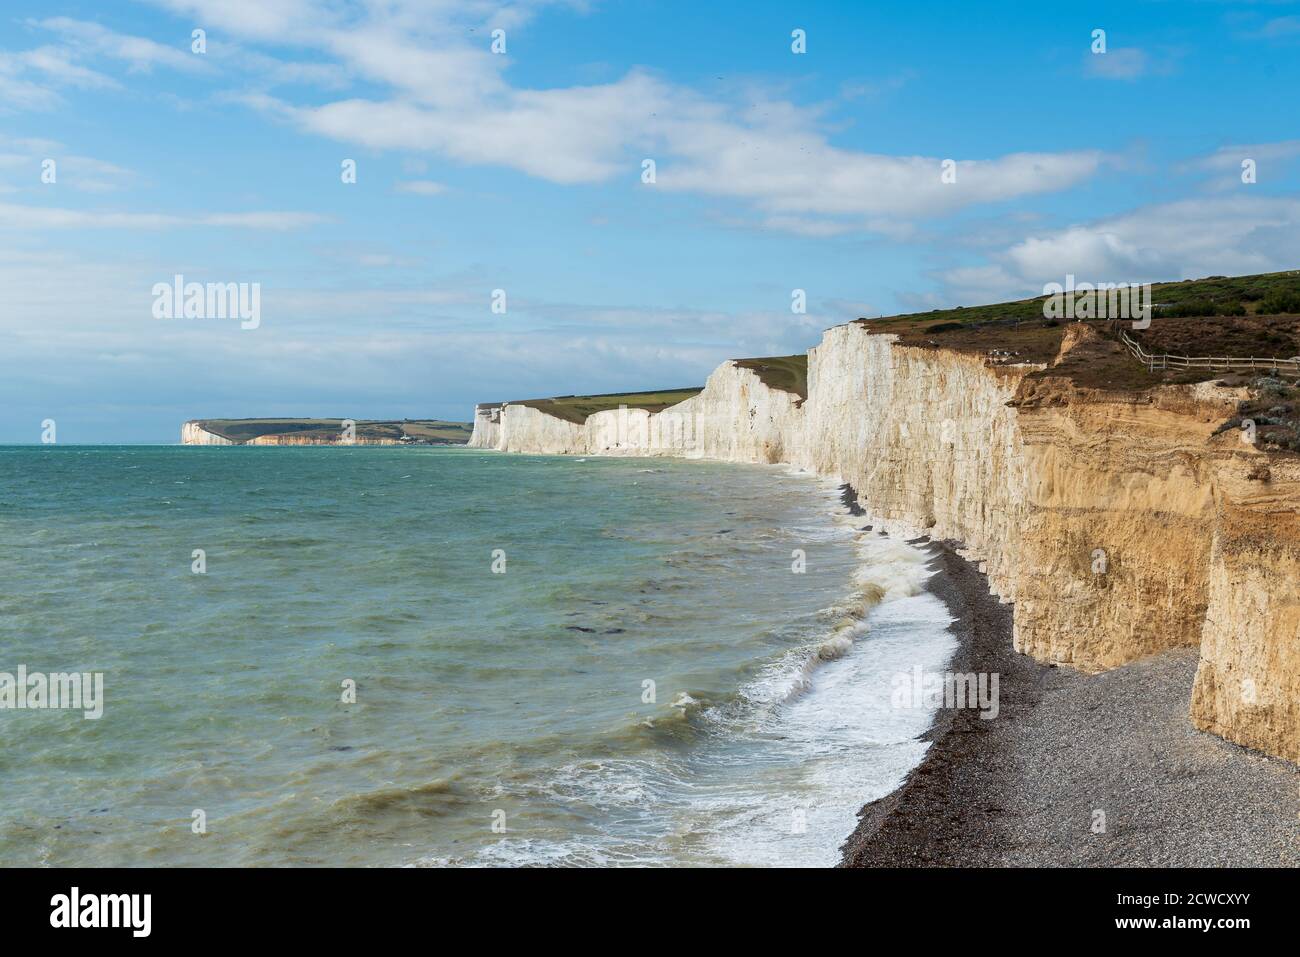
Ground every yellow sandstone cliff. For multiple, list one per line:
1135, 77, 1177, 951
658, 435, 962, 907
471, 321, 1299, 763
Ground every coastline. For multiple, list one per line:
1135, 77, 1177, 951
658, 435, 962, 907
842, 536, 1300, 867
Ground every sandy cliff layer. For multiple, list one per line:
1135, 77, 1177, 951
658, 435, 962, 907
471, 322, 1299, 762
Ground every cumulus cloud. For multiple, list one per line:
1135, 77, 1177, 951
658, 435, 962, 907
935, 195, 1300, 305
147, 0, 1108, 232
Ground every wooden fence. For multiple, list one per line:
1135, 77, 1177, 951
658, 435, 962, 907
1117, 329, 1300, 375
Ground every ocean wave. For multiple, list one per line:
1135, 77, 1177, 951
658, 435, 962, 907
324, 775, 472, 823
421, 835, 671, 868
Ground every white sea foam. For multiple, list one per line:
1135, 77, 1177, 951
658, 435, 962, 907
472, 496, 959, 869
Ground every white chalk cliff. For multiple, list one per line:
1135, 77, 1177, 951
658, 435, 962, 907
180, 421, 236, 445
471, 321, 1300, 763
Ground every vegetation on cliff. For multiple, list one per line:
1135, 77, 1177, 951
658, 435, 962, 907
853, 270, 1300, 399
864, 269, 1300, 332
732, 355, 808, 401
508, 389, 703, 424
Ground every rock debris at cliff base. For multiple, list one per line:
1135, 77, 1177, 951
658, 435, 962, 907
841, 543, 1299, 867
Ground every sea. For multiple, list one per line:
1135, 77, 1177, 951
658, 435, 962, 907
0, 446, 955, 867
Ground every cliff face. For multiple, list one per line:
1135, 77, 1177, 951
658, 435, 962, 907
1191, 458, 1300, 760
182, 421, 403, 446
1009, 376, 1235, 672
470, 322, 1299, 763
243, 434, 400, 446
479, 361, 804, 460
180, 421, 235, 445
796, 326, 1032, 606
468, 405, 502, 450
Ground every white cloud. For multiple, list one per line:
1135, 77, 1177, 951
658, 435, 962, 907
33, 18, 201, 72
1084, 47, 1149, 80
0, 203, 329, 230
935, 195, 1300, 304
0, 17, 206, 113
252, 70, 1103, 225
1259, 16, 1300, 39
263, 69, 666, 185
660, 131, 1104, 220
1184, 140, 1300, 188
9, 45, 119, 88
152, 0, 1108, 231
0, 72, 62, 111
395, 180, 448, 196
0, 138, 133, 193
147, 0, 331, 42
57, 156, 133, 193
759, 215, 857, 237
0, 45, 118, 111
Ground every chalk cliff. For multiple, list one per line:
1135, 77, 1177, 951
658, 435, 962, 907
182, 419, 470, 446
180, 422, 400, 445
180, 421, 235, 445
243, 434, 401, 446
471, 321, 1299, 763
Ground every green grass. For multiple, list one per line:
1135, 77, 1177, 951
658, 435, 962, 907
863, 269, 1300, 331
733, 355, 808, 400
510, 389, 703, 424
196, 418, 473, 444
851, 269, 1300, 391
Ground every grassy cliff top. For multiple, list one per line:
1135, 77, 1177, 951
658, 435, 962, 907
733, 355, 808, 400
863, 269, 1300, 332
856, 270, 1300, 391
510, 389, 703, 424
195, 418, 473, 444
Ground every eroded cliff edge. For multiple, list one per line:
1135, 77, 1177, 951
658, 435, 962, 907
471, 320, 1299, 763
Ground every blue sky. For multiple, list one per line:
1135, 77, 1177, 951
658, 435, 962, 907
2, 0, 1299, 442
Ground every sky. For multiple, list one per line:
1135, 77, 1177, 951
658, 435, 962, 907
1, 0, 1299, 442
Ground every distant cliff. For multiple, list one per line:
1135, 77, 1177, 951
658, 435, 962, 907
471, 321, 1300, 764
181, 421, 237, 445
182, 418, 472, 446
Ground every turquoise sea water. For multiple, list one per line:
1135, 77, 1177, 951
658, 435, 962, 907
0, 446, 954, 867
